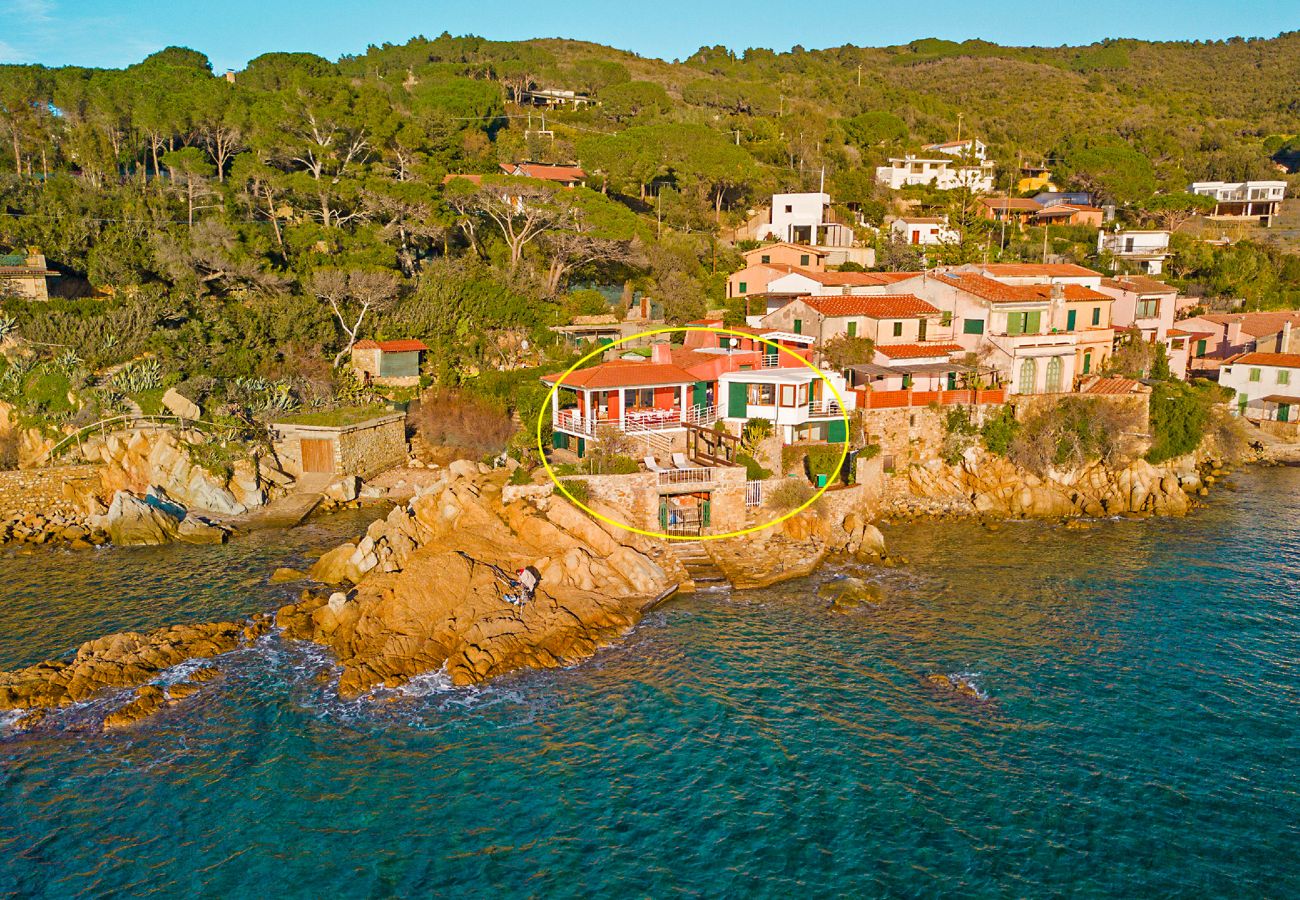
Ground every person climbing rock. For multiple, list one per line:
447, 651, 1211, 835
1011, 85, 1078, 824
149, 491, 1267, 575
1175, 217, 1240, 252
516, 566, 540, 602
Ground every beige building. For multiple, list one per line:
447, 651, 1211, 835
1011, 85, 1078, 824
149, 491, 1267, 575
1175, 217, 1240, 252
0, 251, 57, 300
270, 412, 407, 479
349, 339, 428, 387
761, 294, 945, 347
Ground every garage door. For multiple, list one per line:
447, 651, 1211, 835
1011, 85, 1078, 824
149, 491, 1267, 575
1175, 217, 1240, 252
300, 438, 335, 474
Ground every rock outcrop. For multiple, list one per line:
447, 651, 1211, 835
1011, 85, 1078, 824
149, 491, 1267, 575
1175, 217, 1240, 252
278, 467, 690, 694
104, 489, 230, 546
889, 450, 1203, 520
0, 618, 266, 716
86, 428, 277, 516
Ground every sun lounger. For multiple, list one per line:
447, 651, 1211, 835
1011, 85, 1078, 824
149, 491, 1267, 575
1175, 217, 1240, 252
644, 456, 669, 473
672, 453, 693, 470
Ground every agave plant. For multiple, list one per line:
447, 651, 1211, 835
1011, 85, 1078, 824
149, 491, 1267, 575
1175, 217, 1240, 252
110, 359, 163, 394
0, 315, 17, 342
54, 350, 83, 377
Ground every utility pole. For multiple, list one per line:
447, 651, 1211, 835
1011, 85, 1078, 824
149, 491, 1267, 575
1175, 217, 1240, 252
857, 64, 862, 87
1042, 221, 1050, 262
956, 112, 964, 145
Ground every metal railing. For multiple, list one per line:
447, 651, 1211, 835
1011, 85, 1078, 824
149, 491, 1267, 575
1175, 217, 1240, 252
745, 480, 764, 508
35, 414, 231, 468
659, 467, 714, 487
806, 399, 845, 417
684, 403, 718, 426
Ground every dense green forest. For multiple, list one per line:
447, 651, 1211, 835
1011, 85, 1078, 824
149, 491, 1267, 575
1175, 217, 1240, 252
0, 32, 1297, 428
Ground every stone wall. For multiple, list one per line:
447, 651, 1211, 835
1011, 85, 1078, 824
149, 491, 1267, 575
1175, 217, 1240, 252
272, 414, 407, 479
564, 465, 748, 534
856, 406, 951, 470
0, 465, 101, 519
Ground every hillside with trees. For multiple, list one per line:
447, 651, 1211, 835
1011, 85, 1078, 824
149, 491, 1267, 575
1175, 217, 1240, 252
0, 32, 1297, 435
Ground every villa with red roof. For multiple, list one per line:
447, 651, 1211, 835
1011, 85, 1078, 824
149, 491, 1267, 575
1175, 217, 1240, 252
1219, 352, 1300, 434
498, 162, 586, 186
760, 294, 946, 348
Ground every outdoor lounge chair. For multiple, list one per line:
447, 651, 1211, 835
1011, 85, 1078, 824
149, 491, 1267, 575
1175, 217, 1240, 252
672, 453, 693, 470
644, 456, 669, 473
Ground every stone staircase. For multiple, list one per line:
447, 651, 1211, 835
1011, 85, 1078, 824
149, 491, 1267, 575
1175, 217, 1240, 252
669, 540, 731, 591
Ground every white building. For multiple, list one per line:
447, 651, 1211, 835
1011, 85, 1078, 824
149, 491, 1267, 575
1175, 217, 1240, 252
875, 156, 996, 193
1190, 181, 1287, 227
757, 192, 854, 247
1219, 352, 1300, 424
922, 138, 987, 162
889, 216, 959, 246
1097, 229, 1172, 275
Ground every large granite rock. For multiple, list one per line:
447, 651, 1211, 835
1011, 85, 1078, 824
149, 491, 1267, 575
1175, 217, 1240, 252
105, 491, 181, 546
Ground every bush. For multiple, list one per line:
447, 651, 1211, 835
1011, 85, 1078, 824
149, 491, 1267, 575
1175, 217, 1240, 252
507, 465, 532, 485
1147, 380, 1228, 463
941, 405, 979, 464
1008, 397, 1141, 475
559, 478, 590, 505
980, 404, 1020, 455
766, 478, 814, 511
735, 451, 771, 481
414, 388, 515, 458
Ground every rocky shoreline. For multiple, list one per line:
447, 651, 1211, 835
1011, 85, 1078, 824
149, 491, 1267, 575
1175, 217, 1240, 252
0, 445, 1264, 734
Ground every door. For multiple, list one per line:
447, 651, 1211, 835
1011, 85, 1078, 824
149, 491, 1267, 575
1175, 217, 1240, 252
918, 319, 927, 341
1280, 403, 1291, 423
300, 438, 335, 474
728, 381, 748, 418
1045, 357, 1063, 393
1067, 309, 1077, 331
693, 381, 708, 408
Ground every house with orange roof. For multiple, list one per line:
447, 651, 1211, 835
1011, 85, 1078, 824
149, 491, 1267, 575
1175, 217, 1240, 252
1219, 352, 1300, 432
888, 216, 958, 247
726, 243, 828, 301
1098, 275, 1187, 377
1180, 311, 1300, 376
499, 162, 586, 186
760, 294, 947, 349
1032, 203, 1104, 227
952, 262, 1105, 288
349, 339, 429, 387
978, 197, 1042, 227
763, 268, 919, 300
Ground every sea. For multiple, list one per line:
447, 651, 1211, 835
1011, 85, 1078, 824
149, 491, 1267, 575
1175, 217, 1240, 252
1, 469, 1297, 897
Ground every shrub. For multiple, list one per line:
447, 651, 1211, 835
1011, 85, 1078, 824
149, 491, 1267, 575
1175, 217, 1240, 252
414, 388, 515, 458
559, 478, 590, 505
741, 417, 773, 450
735, 451, 771, 481
507, 465, 532, 485
766, 478, 814, 511
980, 404, 1020, 455
1008, 397, 1141, 475
941, 405, 979, 464
1147, 380, 1229, 463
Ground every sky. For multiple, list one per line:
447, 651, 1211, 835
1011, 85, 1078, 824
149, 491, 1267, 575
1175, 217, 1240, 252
1, 0, 1298, 71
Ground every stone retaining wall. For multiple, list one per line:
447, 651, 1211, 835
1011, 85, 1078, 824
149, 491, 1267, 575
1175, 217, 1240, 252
0, 464, 101, 519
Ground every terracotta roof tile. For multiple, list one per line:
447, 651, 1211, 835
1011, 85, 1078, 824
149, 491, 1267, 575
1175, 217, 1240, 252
352, 339, 428, 352
801, 294, 940, 318
542, 359, 697, 389
938, 272, 1108, 304
1231, 352, 1300, 368
974, 263, 1102, 278
503, 162, 586, 181
1084, 377, 1143, 395
875, 342, 964, 360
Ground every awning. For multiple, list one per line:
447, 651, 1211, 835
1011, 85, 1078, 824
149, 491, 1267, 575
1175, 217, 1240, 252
1261, 395, 1300, 404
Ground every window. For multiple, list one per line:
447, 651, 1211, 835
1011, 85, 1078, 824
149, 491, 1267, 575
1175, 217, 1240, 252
1091, 307, 1101, 326
1067, 309, 1077, 331
1045, 357, 1063, 393
941, 311, 953, 327
779, 385, 797, 407
1196, 339, 1207, 357
1006, 311, 1041, 335
624, 388, 654, 408
1083, 352, 1092, 374
847, 321, 857, 338
892, 321, 903, 337
1019, 358, 1037, 394
963, 318, 985, 335
793, 319, 802, 334
784, 205, 793, 213
918, 319, 927, 341
738, 281, 747, 294
1124, 237, 1135, 252
760, 254, 770, 264
748, 383, 776, 405
1279, 370, 1292, 385
800, 254, 810, 266
1249, 368, 1261, 382
1136, 299, 1159, 318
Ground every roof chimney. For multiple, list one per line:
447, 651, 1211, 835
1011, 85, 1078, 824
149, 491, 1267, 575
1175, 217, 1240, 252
651, 343, 671, 364
1051, 282, 1065, 300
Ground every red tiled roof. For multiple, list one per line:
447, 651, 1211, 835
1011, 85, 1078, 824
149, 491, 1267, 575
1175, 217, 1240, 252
1084, 377, 1143, 395
1204, 311, 1300, 338
542, 359, 697, 389
875, 342, 964, 360
503, 162, 586, 181
1231, 352, 1300, 368
801, 294, 940, 318
1101, 275, 1178, 295
938, 272, 1108, 304
974, 263, 1102, 278
743, 242, 826, 257
352, 339, 428, 352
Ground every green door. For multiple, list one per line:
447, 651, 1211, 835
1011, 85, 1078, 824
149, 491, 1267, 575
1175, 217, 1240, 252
1280, 403, 1291, 423
827, 418, 847, 443
947, 371, 957, 390
576, 437, 585, 457
553, 431, 569, 450
793, 319, 802, 335
1067, 309, 1077, 331
701, 498, 711, 528
1238, 394, 1248, 415
728, 381, 748, 418
693, 381, 708, 407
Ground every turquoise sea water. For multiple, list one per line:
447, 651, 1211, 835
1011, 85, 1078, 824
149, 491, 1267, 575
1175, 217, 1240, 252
2, 470, 1298, 897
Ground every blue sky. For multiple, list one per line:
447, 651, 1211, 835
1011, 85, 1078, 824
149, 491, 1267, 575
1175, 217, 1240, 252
2, 0, 1297, 71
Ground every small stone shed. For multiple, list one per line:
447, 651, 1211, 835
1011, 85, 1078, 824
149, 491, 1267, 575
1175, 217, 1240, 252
270, 412, 407, 479
349, 339, 428, 387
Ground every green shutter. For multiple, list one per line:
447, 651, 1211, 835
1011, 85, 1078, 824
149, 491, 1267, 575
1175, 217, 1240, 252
1026, 311, 1042, 333
1197, 340, 1207, 356
1280, 404, 1290, 423
963, 318, 984, 335
659, 498, 668, 530
1092, 307, 1101, 326
693, 381, 708, 406
728, 381, 748, 418
576, 437, 585, 457
800, 254, 809, 265
1006, 313, 1023, 336
1067, 309, 1077, 331
701, 498, 711, 528
793, 319, 802, 334
892, 321, 903, 337
553, 431, 569, 450
738, 281, 747, 294
827, 418, 847, 443
847, 321, 857, 338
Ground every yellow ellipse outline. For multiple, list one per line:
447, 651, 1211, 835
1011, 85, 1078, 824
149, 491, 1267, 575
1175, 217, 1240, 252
535, 326, 850, 541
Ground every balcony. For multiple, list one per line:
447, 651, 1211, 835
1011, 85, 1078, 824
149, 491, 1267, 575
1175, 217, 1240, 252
554, 405, 717, 438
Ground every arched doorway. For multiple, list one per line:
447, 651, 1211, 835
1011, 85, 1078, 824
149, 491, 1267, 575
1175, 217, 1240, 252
1019, 358, 1037, 395
1045, 357, 1063, 393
